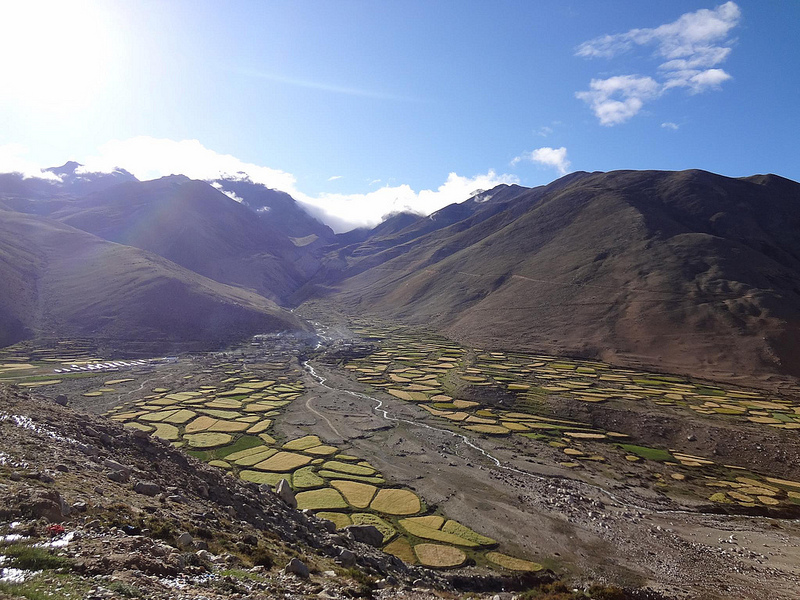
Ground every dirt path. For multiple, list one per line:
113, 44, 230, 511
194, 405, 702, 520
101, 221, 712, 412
304, 394, 344, 439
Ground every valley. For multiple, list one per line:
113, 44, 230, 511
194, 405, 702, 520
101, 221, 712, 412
3, 166, 800, 598
3, 314, 800, 599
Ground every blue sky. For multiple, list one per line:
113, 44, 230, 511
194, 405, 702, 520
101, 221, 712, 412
1, 1, 798, 230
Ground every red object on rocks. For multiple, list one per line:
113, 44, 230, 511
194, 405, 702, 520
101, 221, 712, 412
47, 523, 66, 536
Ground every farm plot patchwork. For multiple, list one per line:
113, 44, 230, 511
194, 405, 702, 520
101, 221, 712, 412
341, 320, 800, 512
105, 358, 538, 571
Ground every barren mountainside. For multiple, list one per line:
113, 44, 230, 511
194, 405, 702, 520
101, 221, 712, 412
320, 170, 800, 381
2, 167, 800, 381
0, 209, 307, 350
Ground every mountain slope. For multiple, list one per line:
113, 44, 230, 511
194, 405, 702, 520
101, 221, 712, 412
0, 209, 307, 349
52, 176, 315, 302
213, 178, 335, 242
326, 170, 800, 380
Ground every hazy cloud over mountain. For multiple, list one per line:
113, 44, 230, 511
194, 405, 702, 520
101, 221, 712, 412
0, 138, 517, 233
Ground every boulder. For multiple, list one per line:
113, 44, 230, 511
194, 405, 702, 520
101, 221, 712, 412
54, 395, 68, 406
107, 470, 129, 483
133, 481, 160, 496
29, 489, 67, 522
104, 459, 131, 477
335, 547, 356, 568
176, 531, 194, 548
344, 525, 383, 548
284, 557, 309, 578
276, 479, 297, 509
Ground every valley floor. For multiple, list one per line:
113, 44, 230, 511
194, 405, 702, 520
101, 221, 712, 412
3, 315, 800, 599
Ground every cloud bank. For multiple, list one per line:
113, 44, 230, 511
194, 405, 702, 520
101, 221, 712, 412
300, 170, 519, 232
0, 137, 518, 233
512, 147, 571, 175
575, 2, 741, 125
0, 144, 62, 181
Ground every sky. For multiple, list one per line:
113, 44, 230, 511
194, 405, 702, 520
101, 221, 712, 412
1, 0, 798, 231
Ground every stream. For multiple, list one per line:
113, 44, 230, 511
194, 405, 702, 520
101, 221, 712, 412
302, 359, 785, 524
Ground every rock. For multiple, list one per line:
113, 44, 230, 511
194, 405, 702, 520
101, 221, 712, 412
284, 557, 309, 578
103, 459, 130, 474
687, 434, 697, 442
276, 479, 297, 509
54, 394, 68, 406
318, 519, 337, 534
195, 549, 215, 563
38, 472, 55, 484
133, 481, 160, 496
30, 489, 67, 522
177, 532, 194, 548
344, 525, 383, 548
72, 501, 88, 513
107, 470, 129, 483
335, 547, 356, 568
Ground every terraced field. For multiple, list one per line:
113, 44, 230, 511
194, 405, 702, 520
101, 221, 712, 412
341, 320, 800, 513
104, 359, 541, 571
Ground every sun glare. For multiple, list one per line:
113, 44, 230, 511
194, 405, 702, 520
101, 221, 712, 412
0, 0, 114, 113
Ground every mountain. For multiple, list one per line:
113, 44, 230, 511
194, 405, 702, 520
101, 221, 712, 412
51, 176, 316, 303
44, 161, 139, 195
322, 170, 800, 381
4, 165, 800, 381
0, 209, 306, 350
212, 178, 335, 244
0, 162, 138, 216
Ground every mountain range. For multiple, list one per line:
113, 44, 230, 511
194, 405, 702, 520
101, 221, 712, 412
2, 163, 799, 380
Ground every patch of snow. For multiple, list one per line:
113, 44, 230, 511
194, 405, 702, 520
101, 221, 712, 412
36, 530, 76, 548
0, 413, 82, 446
1, 567, 39, 583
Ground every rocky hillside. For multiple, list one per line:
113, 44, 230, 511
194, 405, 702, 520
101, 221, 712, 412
0, 384, 671, 600
0, 387, 459, 598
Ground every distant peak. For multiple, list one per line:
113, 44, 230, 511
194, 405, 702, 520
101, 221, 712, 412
45, 161, 83, 176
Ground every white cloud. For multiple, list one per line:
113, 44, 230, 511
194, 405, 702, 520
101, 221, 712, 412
0, 144, 62, 181
661, 122, 679, 130
327, 175, 342, 181
299, 170, 519, 232
664, 67, 732, 93
78, 137, 299, 192
576, 2, 740, 63
511, 147, 571, 176
210, 181, 244, 203
575, 75, 660, 126
576, 2, 740, 124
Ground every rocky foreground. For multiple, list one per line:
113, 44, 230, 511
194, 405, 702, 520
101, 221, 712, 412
0, 387, 650, 600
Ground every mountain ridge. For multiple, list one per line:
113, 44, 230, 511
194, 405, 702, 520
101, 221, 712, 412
320, 169, 800, 381
3, 165, 800, 382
